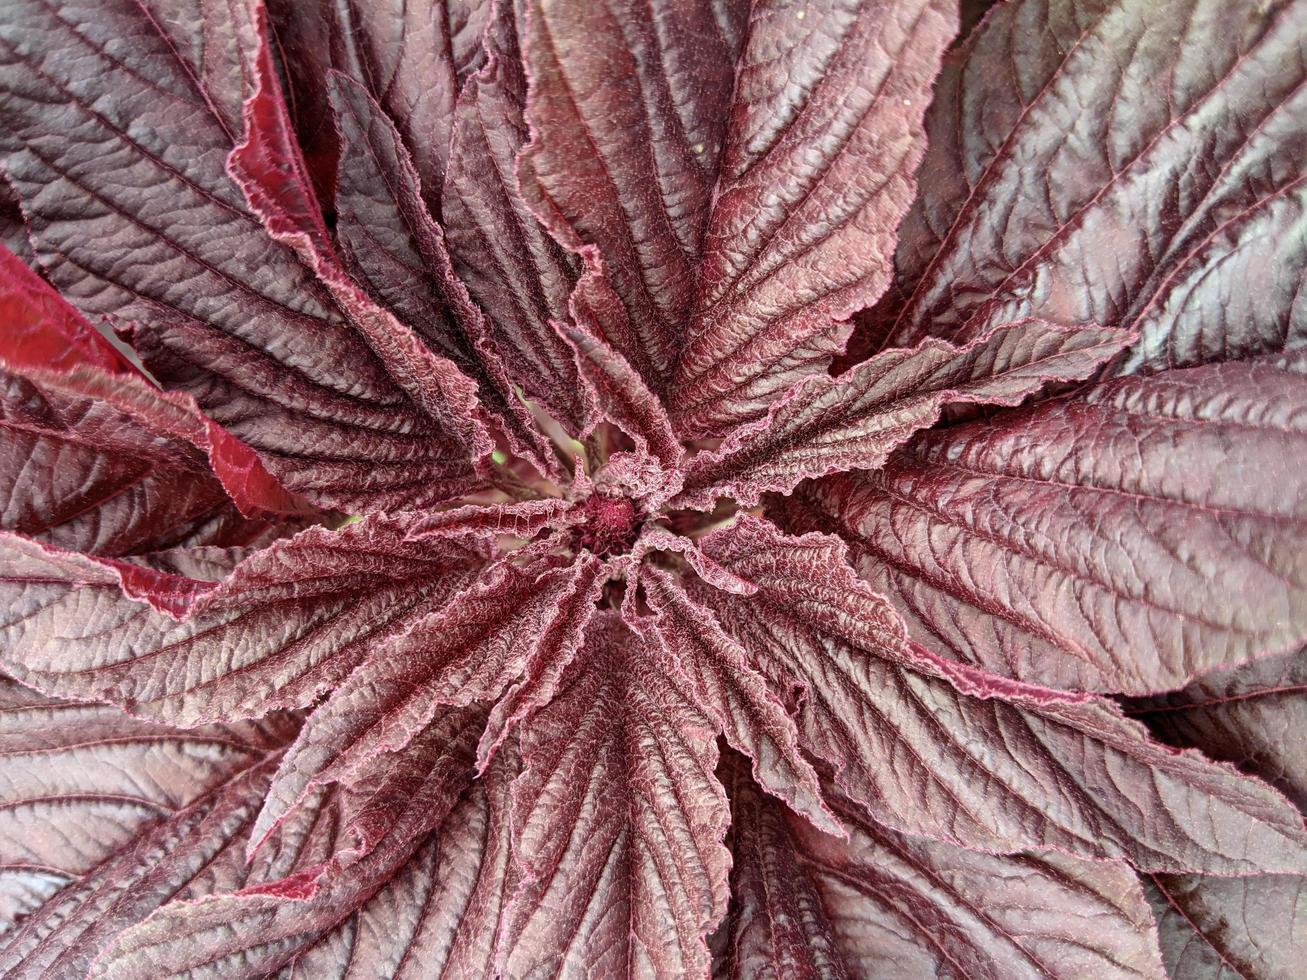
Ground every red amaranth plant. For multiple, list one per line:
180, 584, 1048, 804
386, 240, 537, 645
0, 0, 1305, 976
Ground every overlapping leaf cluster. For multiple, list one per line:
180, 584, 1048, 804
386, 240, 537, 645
0, 0, 1304, 977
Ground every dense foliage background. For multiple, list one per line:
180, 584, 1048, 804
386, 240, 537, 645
0, 0, 1304, 976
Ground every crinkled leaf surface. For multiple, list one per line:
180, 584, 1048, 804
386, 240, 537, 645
669, 0, 956, 437
0, 515, 486, 723
1130, 647, 1307, 812
250, 556, 603, 852
877, 0, 1307, 369
781, 352, 1307, 695
502, 614, 731, 979
276, 746, 520, 980
518, 0, 747, 390
675, 318, 1130, 510
698, 517, 1307, 874
717, 753, 1167, 980
89, 711, 486, 979
0, 683, 307, 979
641, 567, 838, 835
441, 0, 589, 429
1, 0, 1305, 975
1130, 647, 1307, 979
1143, 872, 1307, 980
327, 68, 559, 475
0, 680, 295, 946
0, 0, 484, 513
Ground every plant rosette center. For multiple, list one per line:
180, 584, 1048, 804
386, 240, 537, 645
576, 492, 642, 556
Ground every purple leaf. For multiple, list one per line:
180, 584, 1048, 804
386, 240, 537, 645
88, 714, 485, 979
251, 557, 605, 851
501, 613, 731, 978
718, 753, 1167, 980
442, 0, 591, 429
641, 567, 840, 835
698, 517, 1307, 873
327, 68, 562, 477
518, 0, 748, 390
879, 0, 1307, 368
669, 0, 957, 438
675, 318, 1131, 510
782, 352, 1307, 695
1144, 873, 1307, 980
0, 515, 485, 723
279, 745, 520, 980
0, 0, 483, 513
0, 679, 295, 949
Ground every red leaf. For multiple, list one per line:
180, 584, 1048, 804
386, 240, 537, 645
501, 613, 731, 978
0, 681, 299, 978
443, 1, 592, 430
783, 352, 1307, 695
0, 245, 132, 376
675, 318, 1130, 510
518, 0, 748, 390
0, 0, 483, 513
880, 0, 1307, 369
718, 753, 1167, 980
669, 0, 957, 438
0, 514, 486, 723
698, 517, 1307, 874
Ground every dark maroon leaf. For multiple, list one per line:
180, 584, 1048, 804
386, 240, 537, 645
0, 514, 486, 723
669, 0, 957, 438
0, 361, 295, 556
879, 0, 1307, 369
641, 567, 839, 835
0, 0, 484, 513
442, 0, 590, 430
518, 0, 748, 390
250, 556, 604, 852
718, 754, 1167, 980
501, 613, 731, 978
1130, 647, 1307, 812
697, 517, 1307, 874
675, 318, 1130, 510
0, 241, 315, 542
1128, 646, 1307, 978
2, 0, 1303, 972
327, 68, 561, 476
0, 679, 295, 948
564, 322, 683, 471
782, 353, 1307, 695
1144, 873, 1307, 980
228, 18, 494, 462
0, 685, 306, 978
89, 713, 485, 979
278, 745, 520, 980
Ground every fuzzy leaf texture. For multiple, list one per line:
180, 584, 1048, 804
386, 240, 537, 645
0, 0, 1304, 978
